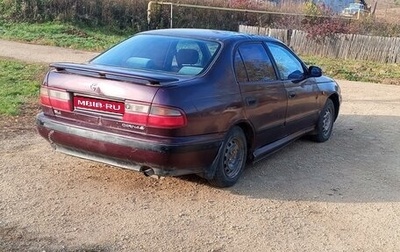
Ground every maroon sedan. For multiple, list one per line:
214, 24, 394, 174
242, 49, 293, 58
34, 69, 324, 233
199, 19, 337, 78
36, 29, 341, 187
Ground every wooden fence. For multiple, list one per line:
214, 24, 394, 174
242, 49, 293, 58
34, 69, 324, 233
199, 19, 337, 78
239, 25, 400, 64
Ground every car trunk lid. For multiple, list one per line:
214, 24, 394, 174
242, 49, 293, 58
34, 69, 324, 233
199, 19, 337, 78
40, 63, 185, 134
51, 62, 179, 85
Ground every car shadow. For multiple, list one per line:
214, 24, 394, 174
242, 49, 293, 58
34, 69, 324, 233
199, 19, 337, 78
215, 114, 400, 203
45, 113, 399, 204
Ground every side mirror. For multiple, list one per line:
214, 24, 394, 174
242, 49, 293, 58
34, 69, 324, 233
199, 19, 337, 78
309, 66, 322, 77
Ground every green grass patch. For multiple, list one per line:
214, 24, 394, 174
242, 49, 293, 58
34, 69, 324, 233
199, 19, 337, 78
0, 58, 46, 116
0, 21, 128, 51
1, 20, 399, 113
302, 55, 400, 85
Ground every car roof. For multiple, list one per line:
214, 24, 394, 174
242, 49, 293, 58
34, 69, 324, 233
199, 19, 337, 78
138, 28, 280, 43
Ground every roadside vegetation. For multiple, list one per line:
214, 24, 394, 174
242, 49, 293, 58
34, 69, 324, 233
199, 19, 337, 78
1, 0, 400, 36
0, 58, 45, 115
2, 21, 399, 86
0, 50, 398, 117
303, 56, 400, 85
0, 22, 126, 51
0, 0, 399, 116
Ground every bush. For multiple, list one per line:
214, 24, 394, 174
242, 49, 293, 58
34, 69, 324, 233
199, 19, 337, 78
0, 0, 149, 32
1, 0, 399, 37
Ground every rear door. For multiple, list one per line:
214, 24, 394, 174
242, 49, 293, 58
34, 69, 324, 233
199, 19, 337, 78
234, 42, 287, 148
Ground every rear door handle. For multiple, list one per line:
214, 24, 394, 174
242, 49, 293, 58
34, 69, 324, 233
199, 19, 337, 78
288, 91, 296, 98
245, 97, 257, 106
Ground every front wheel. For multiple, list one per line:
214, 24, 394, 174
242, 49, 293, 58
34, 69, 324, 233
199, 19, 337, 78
313, 99, 335, 142
208, 126, 247, 188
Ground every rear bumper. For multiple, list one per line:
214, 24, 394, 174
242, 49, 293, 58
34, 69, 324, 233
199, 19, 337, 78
36, 113, 223, 177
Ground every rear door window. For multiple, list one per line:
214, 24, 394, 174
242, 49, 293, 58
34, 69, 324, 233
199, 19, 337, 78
234, 43, 277, 82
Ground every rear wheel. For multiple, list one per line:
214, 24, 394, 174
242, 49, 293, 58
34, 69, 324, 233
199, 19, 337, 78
313, 99, 335, 142
208, 126, 247, 188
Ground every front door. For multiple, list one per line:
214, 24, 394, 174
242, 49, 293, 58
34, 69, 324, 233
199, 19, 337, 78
265, 42, 319, 134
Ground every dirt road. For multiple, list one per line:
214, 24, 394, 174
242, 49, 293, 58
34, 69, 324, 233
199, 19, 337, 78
1, 40, 399, 251
0, 39, 98, 64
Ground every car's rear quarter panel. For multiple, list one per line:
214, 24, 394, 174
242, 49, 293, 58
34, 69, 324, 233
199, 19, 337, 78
152, 49, 245, 136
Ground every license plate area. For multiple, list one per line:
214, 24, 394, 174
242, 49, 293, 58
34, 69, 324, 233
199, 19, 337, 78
73, 95, 124, 115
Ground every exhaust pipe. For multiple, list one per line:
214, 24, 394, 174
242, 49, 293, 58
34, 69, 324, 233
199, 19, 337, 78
141, 166, 155, 177
141, 166, 164, 179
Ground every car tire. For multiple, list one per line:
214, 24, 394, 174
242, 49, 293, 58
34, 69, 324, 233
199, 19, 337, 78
313, 99, 335, 143
208, 126, 247, 188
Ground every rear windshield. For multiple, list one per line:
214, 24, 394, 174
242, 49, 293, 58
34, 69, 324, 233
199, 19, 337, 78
91, 34, 220, 76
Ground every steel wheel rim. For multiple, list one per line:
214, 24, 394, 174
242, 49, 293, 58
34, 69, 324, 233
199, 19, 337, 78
322, 107, 333, 137
223, 137, 245, 179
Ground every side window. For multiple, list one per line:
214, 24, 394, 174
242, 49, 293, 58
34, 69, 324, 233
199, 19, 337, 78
234, 51, 248, 82
206, 43, 219, 56
237, 43, 277, 82
266, 42, 305, 80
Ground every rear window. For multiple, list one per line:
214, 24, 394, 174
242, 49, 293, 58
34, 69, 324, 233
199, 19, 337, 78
91, 34, 220, 76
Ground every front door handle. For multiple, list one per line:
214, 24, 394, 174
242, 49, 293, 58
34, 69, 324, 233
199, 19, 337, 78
288, 91, 296, 98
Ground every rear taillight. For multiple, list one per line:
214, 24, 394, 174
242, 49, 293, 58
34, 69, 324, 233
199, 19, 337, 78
123, 101, 186, 128
148, 106, 186, 128
40, 86, 72, 111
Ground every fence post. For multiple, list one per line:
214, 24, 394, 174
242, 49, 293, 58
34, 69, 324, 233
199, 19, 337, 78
170, 4, 173, 28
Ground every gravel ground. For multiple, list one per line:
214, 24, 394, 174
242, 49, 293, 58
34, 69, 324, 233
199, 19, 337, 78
1, 39, 399, 252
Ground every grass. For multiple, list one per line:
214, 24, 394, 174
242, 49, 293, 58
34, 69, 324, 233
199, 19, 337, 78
0, 58, 46, 116
303, 55, 400, 85
0, 21, 399, 116
0, 21, 128, 51
1, 21, 399, 83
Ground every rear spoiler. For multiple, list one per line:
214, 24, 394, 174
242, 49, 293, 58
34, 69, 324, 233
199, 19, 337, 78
50, 62, 179, 86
